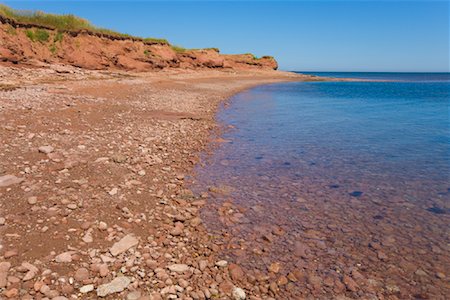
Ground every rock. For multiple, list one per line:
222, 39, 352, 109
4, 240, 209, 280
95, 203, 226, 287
99, 264, 109, 277
232, 287, 246, 300
80, 284, 94, 294
415, 269, 428, 277
343, 275, 358, 292
167, 264, 189, 273
216, 260, 228, 267
199, 260, 208, 271
110, 234, 139, 256
23, 270, 36, 281
74, 268, 90, 281
293, 241, 309, 258
108, 187, 118, 196
82, 229, 94, 243
268, 262, 281, 273
4, 250, 18, 258
67, 203, 77, 210
190, 217, 202, 227
3, 288, 18, 298
55, 252, 72, 263
170, 222, 184, 236
98, 222, 108, 230
97, 276, 131, 297
229, 264, 245, 281
127, 291, 142, 300
38, 145, 54, 154
27, 196, 38, 205
0, 175, 24, 187
0, 217, 5, 225
0, 262, 11, 288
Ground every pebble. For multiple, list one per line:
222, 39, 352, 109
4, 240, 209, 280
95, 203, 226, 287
74, 267, 90, 281
268, 262, 281, 273
3, 288, 18, 298
55, 252, 72, 263
0, 262, 11, 288
232, 287, 246, 300
27, 196, 38, 205
108, 187, 118, 196
38, 145, 54, 154
167, 264, 189, 273
229, 264, 245, 281
110, 234, 139, 256
80, 284, 95, 294
98, 221, 108, 230
67, 203, 77, 210
127, 291, 142, 300
97, 276, 131, 297
0, 175, 24, 187
216, 260, 228, 267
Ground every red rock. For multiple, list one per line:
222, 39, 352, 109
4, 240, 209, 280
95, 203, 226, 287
343, 275, 359, 292
277, 276, 288, 286
4, 250, 18, 258
74, 267, 90, 282
3, 288, 18, 298
268, 262, 281, 273
218, 280, 234, 294
0, 262, 11, 288
229, 263, 245, 281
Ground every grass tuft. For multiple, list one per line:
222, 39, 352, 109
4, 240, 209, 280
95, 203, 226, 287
5, 24, 16, 35
54, 31, 63, 43
35, 29, 49, 42
171, 45, 187, 53
25, 28, 49, 43
25, 29, 35, 41
49, 44, 57, 54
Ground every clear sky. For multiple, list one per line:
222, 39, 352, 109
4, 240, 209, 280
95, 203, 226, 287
3, 0, 449, 72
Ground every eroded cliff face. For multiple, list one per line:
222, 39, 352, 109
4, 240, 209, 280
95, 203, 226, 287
0, 18, 278, 71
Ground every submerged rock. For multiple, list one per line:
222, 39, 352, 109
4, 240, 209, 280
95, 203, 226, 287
426, 206, 446, 214
349, 191, 363, 197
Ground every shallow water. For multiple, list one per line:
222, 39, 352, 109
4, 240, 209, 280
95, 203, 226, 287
191, 74, 450, 298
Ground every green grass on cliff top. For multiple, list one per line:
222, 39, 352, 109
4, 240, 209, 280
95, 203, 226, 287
0, 4, 169, 44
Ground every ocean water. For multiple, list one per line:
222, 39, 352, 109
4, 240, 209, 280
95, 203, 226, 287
191, 73, 450, 298
300, 71, 450, 82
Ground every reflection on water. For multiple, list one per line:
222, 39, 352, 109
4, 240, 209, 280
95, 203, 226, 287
191, 79, 449, 298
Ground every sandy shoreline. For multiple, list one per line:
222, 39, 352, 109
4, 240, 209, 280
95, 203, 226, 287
0, 65, 317, 299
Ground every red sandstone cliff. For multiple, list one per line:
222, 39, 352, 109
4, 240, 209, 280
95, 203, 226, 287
0, 15, 278, 71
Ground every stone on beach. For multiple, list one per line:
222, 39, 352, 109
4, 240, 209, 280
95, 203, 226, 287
0, 175, 23, 187
80, 284, 94, 294
110, 234, 139, 256
55, 252, 73, 263
0, 262, 11, 288
96, 276, 131, 297
38, 145, 54, 154
232, 287, 246, 300
167, 264, 190, 273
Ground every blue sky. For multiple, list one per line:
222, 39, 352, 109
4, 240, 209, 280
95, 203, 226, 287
3, 1, 449, 72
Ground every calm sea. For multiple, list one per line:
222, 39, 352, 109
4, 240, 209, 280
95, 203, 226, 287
191, 72, 450, 298
300, 71, 450, 82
